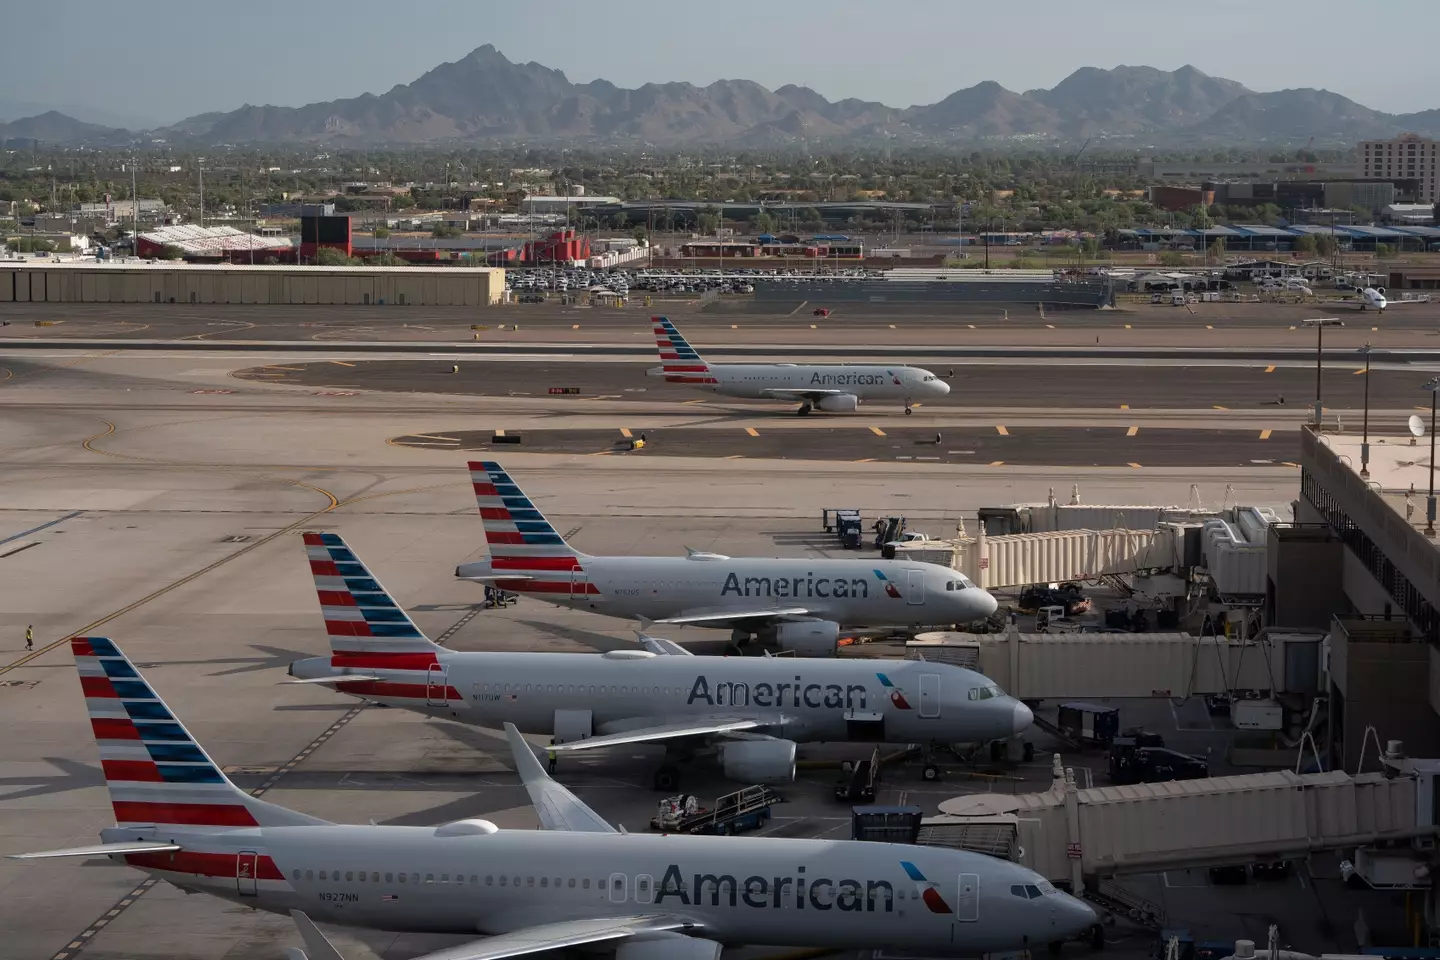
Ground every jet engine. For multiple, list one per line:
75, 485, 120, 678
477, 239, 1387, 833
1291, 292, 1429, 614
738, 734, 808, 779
765, 618, 841, 656
816, 394, 859, 413
718, 738, 797, 784
616, 935, 721, 960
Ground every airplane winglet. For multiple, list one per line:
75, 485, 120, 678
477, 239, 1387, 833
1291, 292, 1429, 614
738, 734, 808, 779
289, 910, 345, 960
504, 722, 550, 785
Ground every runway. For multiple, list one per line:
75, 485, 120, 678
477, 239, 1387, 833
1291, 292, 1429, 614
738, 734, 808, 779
392, 425, 1295, 468
232, 358, 1436, 411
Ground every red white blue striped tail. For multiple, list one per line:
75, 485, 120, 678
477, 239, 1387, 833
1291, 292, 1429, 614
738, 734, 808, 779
73, 637, 318, 831
303, 532, 445, 662
469, 461, 597, 596
653, 316, 717, 384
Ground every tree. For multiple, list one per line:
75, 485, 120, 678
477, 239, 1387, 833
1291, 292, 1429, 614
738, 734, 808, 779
631, 225, 648, 244
315, 246, 360, 266
1208, 238, 1227, 260
372, 225, 390, 239
1158, 251, 1187, 267
1313, 234, 1338, 258
431, 224, 461, 239
361, 252, 407, 266
1081, 237, 1101, 260
156, 243, 184, 260
1375, 243, 1395, 259
1292, 233, 1317, 255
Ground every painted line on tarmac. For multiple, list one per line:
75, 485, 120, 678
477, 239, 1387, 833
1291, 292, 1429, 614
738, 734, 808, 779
0, 510, 82, 546
995, 425, 1009, 436
1127, 426, 1139, 437
1260, 429, 1273, 440
745, 427, 760, 437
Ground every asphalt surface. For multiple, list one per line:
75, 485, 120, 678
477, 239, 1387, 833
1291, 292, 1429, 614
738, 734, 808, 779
235, 359, 1435, 410
392, 426, 1294, 467
2, 297, 1439, 342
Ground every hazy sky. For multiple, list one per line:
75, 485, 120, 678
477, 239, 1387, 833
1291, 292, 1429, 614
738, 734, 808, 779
7, 0, 1439, 126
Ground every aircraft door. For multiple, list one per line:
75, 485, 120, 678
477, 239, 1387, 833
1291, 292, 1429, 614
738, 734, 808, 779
608, 873, 628, 903
906, 569, 924, 605
635, 874, 654, 904
426, 664, 449, 707
570, 569, 589, 599
918, 673, 941, 719
236, 851, 260, 897
955, 873, 979, 922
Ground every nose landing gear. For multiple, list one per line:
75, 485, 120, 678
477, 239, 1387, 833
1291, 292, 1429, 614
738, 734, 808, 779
797, 401, 813, 416
904, 398, 913, 415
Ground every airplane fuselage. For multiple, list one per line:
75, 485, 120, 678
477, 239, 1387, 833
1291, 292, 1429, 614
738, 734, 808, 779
291, 651, 1030, 748
706, 363, 934, 401
463, 556, 997, 629
112, 826, 1092, 952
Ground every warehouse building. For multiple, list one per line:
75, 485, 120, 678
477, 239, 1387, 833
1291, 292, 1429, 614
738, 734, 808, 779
0, 262, 505, 306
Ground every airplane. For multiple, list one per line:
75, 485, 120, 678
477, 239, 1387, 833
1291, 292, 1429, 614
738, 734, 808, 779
645, 315, 951, 415
455, 461, 999, 655
291, 533, 1032, 790
1324, 286, 1430, 312
15, 638, 1097, 960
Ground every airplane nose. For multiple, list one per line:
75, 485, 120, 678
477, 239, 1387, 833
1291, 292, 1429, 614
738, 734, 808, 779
1010, 700, 1033, 736
970, 589, 998, 618
1055, 893, 1098, 936
936, 379, 951, 396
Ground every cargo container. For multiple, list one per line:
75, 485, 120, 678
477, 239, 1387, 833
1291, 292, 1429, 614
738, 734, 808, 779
1057, 702, 1120, 746
1232, 699, 1284, 731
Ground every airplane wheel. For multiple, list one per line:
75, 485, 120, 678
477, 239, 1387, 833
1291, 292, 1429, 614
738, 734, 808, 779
904, 407, 913, 415
798, 403, 812, 417
654, 765, 680, 792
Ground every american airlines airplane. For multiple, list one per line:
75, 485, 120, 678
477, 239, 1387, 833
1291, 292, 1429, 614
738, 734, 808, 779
16, 638, 1097, 960
292, 533, 1031, 790
646, 315, 951, 415
455, 461, 999, 654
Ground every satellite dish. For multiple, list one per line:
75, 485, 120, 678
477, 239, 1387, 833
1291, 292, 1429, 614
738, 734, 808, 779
1410, 415, 1426, 438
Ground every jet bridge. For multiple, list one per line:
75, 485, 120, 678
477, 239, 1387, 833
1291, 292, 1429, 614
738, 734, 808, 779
905, 630, 1323, 701
918, 747, 1440, 930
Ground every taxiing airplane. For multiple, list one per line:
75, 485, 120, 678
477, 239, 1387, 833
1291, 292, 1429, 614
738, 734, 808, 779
1326, 287, 1430, 312
292, 533, 1030, 790
16, 638, 1096, 960
456, 461, 999, 654
646, 315, 950, 415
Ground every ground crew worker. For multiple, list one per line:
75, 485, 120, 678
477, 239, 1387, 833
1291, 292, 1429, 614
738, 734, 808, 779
547, 739, 558, 775
25, 624, 33, 651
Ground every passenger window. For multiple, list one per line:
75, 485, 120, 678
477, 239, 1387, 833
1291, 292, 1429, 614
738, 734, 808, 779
541, 877, 548, 887
412, 874, 419, 884
583, 879, 591, 889
426, 874, 434, 884
319, 870, 327, 880
358, 872, 364, 883
372, 872, 379, 882
345, 872, 353, 881
568, 878, 576, 888
292, 870, 300, 880
471, 875, 478, 884
441, 874, 449, 883
499, 876, 507, 886
527, 877, 535, 887
513, 876, 520, 887
385, 873, 393, 883
487, 876, 494, 885
306, 870, 314, 880
399, 873, 407, 883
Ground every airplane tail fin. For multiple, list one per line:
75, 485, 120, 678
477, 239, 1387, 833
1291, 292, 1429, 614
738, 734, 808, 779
74, 637, 324, 830
468, 462, 589, 576
303, 533, 448, 665
652, 316, 716, 383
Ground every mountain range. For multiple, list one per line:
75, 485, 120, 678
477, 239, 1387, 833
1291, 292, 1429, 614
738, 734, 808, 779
10, 47, 1440, 147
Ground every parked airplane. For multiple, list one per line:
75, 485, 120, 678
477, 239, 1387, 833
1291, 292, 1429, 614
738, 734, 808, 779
456, 461, 999, 654
16, 638, 1096, 960
646, 315, 950, 415
292, 533, 1030, 789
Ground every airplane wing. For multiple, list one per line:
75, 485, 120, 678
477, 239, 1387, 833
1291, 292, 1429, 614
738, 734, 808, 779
1382, 297, 1430, 306
503, 723, 616, 833
760, 388, 846, 400
635, 618, 692, 656
656, 606, 810, 626
282, 675, 383, 685
9, 841, 182, 860
289, 909, 710, 960
550, 717, 766, 753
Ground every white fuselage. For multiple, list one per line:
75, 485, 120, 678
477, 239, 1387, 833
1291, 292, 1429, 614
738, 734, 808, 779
109, 825, 1095, 952
657, 363, 950, 403
290, 650, 1031, 748
462, 555, 998, 629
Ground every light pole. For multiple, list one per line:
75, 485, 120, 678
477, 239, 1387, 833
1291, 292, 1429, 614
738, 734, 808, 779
1360, 342, 1373, 477
1427, 377, 1440, 537
1302, 318, 1343, 428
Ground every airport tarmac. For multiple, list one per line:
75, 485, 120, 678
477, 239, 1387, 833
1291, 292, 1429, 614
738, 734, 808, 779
0, 338, 1406, 958
1, 299, 1438, 351
392, 426, 1293, 468
231, 357, 1438, 412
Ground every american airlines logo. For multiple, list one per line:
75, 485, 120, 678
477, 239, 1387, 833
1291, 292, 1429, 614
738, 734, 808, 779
687, 675, 870, 710
655, 864, 894, 912
720, 572, 874, 600
809, 372, 889, 387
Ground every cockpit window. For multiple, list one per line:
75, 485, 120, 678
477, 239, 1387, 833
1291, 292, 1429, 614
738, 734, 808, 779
1025, 884, 1042, 899
1010, 884, 1044, 899
1037, 880, 1056, 895
968, 684, 1005, 701
956, 574, 975, 589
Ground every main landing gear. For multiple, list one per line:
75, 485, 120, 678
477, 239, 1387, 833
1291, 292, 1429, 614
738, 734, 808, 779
797, 401, 813, 416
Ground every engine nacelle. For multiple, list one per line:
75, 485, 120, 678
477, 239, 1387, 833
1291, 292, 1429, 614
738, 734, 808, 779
718, 738, 797, 784
616, 935, 722, 960
816, 394, 859, 413
768, 618, 841, 656
1377, 285, 1387, 297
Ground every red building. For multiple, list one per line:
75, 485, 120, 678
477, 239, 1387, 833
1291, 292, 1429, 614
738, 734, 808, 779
521, 229, 590, 265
